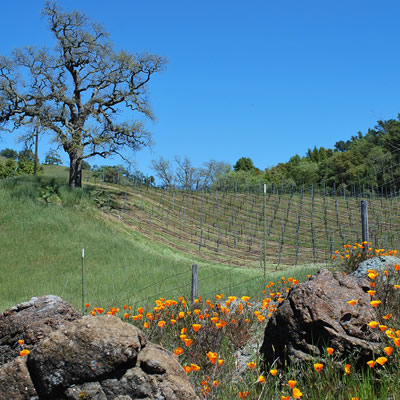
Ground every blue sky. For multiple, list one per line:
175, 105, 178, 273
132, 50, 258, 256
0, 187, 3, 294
1, 0, 400, 177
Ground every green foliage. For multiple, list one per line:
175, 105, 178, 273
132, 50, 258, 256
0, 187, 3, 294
233, 157, 255, 172
208, 116, 400, 192
0, 158, 17, 178
0, 148, 18, 159
18, 148, 35, 162
93, 165, 129, 184
44, 150, 62, 165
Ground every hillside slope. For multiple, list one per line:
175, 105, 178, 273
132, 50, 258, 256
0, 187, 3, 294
0, 176, 318, 312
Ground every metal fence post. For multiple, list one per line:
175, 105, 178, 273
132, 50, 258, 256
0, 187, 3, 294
191, 264, 198, 305
361, 200, 369, 252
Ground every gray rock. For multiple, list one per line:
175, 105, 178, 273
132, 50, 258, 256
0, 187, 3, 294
27, 314, 146, 397
260, 269, 381, 368
0, 295, 82, 366
0, 357, 38, 400
352, 256, 400, 278
0, 298, 199, 400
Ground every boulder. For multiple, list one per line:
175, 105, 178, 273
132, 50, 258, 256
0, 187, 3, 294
0, 295, 82, 366
0, 357, 38, 400
27, 314, 147, 397
0, 312, 198, 400
352, 255, 400, 278
260, 269, 381, 368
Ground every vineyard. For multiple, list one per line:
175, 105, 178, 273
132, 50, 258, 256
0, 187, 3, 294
99, 182, 400, 268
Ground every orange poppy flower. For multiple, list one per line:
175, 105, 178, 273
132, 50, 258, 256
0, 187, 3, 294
247, 362, 256, 370
157, 320, 166, 328
347, 299, 358, 306
383, 314, 392, 320
384, 346, 393, 356
257, 315, 266, 322
344, 364, 351, 374
288, 380, 297, 389
367, 360, 376, 368
292, 387, 303, 398
174, 347, 184, 356
367, 290, 376, 296
376, 357, 387, 366
19, 349, 30, 357
217, 359, 224, 366
192, 324, 202, 332
17, 340, 24, 345
281, 396, 290, 400
368, 272, 378, 280
368, 321, 379, 328
314, 363, 324, 372
184, 338, 193, 347
370, 300, 381, 307
184, 365, 191, 374
238, 392, 250, 399
379, 325, 388, 332
241, 296, 251, 302
387, 330, 396, 339
137, 307, 144, 314
270, 369, 278, 376
170, 319, 177, 324
213, 380, 220, 388
326, 347, 334, 355
207, 351, 218, 364
393, 338, 400, 347
143, 322, 150, 329
257, 375, 266, 383
190, 363, 200, 371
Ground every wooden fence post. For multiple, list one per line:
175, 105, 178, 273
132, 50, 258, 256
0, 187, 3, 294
191, 264, 198, 305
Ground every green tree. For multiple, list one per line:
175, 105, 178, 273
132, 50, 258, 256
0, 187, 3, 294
0, 158, 17, 178
0, 2, 166, 188
44, 150, 62, 165
0, 148, 18, 159
233, 157, 255, 172
18, 148, 35, 162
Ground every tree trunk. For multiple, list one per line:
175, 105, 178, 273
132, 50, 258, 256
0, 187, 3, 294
69, 152, 82, 188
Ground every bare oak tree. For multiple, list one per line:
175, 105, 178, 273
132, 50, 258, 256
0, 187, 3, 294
0, 1, 166, 187
151, 157, 174, 188
175, 156, 196, 191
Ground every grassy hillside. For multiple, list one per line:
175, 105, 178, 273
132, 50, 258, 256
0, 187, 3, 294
0, 176, 319, 312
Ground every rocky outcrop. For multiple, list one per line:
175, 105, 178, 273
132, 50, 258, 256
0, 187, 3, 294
352, 255, 400, 278
0, 295, 82, 366
260, 269, 381, 368
0, 357, 38, 400
0, 311, 198, 400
